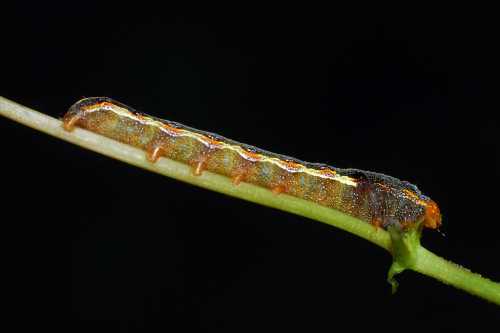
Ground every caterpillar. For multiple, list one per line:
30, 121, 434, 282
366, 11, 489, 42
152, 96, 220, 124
62, 97, 442, 231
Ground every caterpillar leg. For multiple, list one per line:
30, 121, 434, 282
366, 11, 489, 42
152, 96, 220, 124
192, 151, 209, 176
145, 145, 165, 163
192, 147, 216, 176
370, 217, 383, 230
231, 173, 245, 185
193, 160, 205, 176
271, 185, 286, 195
230, 158, 254, 185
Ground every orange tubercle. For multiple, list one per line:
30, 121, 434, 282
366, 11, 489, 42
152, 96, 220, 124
423, 200, 442, 229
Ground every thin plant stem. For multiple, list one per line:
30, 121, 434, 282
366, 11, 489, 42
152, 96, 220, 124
413, 247, 500, 303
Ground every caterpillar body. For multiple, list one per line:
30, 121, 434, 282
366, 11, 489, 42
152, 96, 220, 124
63, 97, 442, 231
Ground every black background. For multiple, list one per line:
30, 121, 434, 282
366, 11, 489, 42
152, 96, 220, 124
1, 4, 498, 331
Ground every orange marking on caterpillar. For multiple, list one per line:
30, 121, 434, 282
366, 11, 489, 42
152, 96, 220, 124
162, 124, 183, 135
423, 199, 441, 229
193, 160, 205, 176
62, 97, 443, 232
278, 160, 303, 172
229, 158, 254, 185
146, 145, 165, 163
271, 185, 286, 195
192, 147, 213, 176
371, 217, 383, 230
240, 149, 263, 162
202, 136, 224, 148
231, 173, 245, 185
81, 101, 113, 111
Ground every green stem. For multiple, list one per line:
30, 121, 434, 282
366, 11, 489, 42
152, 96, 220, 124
1, 96, 498, 305
412, 246, 500, 304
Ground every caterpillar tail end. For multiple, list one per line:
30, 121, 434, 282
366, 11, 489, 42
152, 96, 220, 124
61, 101, 85, 132
62, 113, 81, 132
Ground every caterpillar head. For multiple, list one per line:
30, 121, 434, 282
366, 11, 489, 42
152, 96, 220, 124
423, 199, 442, 229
